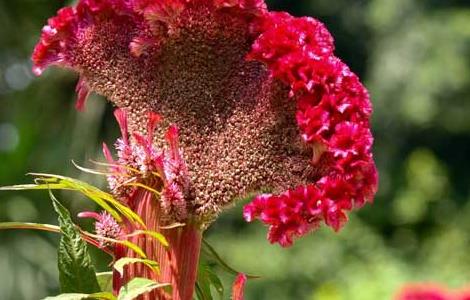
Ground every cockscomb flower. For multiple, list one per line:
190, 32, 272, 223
33, 0, 377, 298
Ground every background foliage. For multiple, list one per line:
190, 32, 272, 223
1, 0, 470, 299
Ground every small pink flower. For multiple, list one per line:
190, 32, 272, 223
78, 211, 122, 246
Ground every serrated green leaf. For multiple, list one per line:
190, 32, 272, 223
42, 292, 115, 300
114, 257, 159, 277
117, 278, 171, 300
51, 191, 101, 293
96, 272, 113, 293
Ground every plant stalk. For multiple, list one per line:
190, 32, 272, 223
117, 189, 202, 300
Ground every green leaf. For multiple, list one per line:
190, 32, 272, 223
117, 278, 171, 300
196, 264, 213, 300
205, 267, 224, 300
114, 257, 160, 277
0, 222, 61, 233
0, 222, 112, 256
51, 191, 101, 293
119, 240, 147, 258
201, 239, 259, 279
96, 272, 113, 293
82, 233, 147, 258
1, 173, 145, 227
196, 263, 224, 300
42, 292, 115, 300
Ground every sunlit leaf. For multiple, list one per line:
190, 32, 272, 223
82, 233, 147, 258
42, 292, 115, 300
123, 182, 161, 195
114, 257, 160, 277
160, 222, 185, 230
0, 173, 145, 227
125, 230, 169, 248
119, 240, 147, 258
0, 222, 61, 233
117, 278, 171, 300
72, 160, 113, 176
96, 272, 113, 293
0, 222, 111, 255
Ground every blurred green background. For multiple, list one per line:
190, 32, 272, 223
1, 0, 470, 299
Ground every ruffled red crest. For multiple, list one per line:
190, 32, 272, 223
32, 7, 77, 76
244, 11, 378, 246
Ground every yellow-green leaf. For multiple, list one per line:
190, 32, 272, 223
117, 278, 171, 300
125, 230, 169, 248
42, 292, 115, 300
113, 257, 160, 277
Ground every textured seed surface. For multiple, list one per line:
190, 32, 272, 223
72, 7, 316, 221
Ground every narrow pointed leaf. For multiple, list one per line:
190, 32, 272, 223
196, 264, 214, 300
119, 240, 147, 258
0, 222, 60, 233
206, 267, 224, 300
42, 292, 115, 300
114, 257, 160, 277
125, 230, 169, 248
83, 233, 147, 258
0, 222, 111, 255
196, 263, 224, 300
1, 173, 145, 227
72, 160, 112, 176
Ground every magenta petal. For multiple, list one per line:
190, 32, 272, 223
232, 273, 248, 300
75, 77, 91, 111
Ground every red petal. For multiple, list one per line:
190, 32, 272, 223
75, 77, 91, 111
232, 273, 247, 300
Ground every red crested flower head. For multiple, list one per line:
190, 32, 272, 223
33, 0, 377, 245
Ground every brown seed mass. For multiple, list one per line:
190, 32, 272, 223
72, 6, 317, 222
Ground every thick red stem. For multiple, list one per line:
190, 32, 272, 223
116, 190, 202, 300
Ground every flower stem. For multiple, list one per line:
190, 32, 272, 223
120, 189, 202, 300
